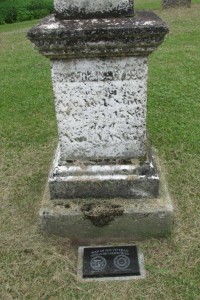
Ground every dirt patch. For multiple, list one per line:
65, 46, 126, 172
53, 202, 71, 208
81, 203, 124, 227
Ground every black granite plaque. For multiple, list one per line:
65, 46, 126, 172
82, 245, 140, 278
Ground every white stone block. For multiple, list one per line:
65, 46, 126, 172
51, 57, 148, 162
54, 0, 133, 17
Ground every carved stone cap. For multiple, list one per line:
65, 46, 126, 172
27, 11, 169, 59
54, 0, 134, 19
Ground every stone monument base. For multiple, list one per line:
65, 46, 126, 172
40, 152, 173, 241
49, 144, 159, 200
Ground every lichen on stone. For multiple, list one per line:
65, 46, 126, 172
81, 202, 124, 226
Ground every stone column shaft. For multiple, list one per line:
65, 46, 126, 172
52, 57, 147, 162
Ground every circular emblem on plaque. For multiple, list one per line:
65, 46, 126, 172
114, 255, 130, 270
90, 256, 107, 271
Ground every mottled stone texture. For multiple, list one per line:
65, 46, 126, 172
27, 10, 169, 199
28, 2, 173, 238
162, 0, 191, 8
27, 12, 169, 59
49, 145, 159, 199
54, 0, 134, 19
52, 57, 147, 160
40, 153, 173, 239
28, 0, 168, 206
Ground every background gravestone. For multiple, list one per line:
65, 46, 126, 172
27, 0, 173, 240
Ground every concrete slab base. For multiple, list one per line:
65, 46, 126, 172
40, 154, 173, 241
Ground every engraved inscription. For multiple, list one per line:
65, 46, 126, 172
51, 57, 147, 159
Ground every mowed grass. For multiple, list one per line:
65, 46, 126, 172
135, 0, 200, 9
0, 2, 200, 299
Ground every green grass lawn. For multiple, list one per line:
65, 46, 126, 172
135, 0, 200, 9
0, 2, 200, 299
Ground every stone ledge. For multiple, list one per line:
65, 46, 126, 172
40, 153, 173, 240
48, 144, 159, 199
27, 11, 169, 58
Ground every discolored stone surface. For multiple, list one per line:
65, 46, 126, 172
27, 11, 169, 59
27, 2, 172, 240
40, 153, 173, 240
81, 204, 124, 226
54, 0, 134, 19
51, 57, 148, 160
48, 145, 159, 199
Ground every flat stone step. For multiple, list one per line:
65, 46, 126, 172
49, 145, 159, 199
40, 154, 173, 240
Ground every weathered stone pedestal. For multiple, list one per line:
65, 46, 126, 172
162, 0, 191, 8
28, 0, 173, 241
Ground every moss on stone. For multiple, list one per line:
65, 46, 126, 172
81, 203, 124, 226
